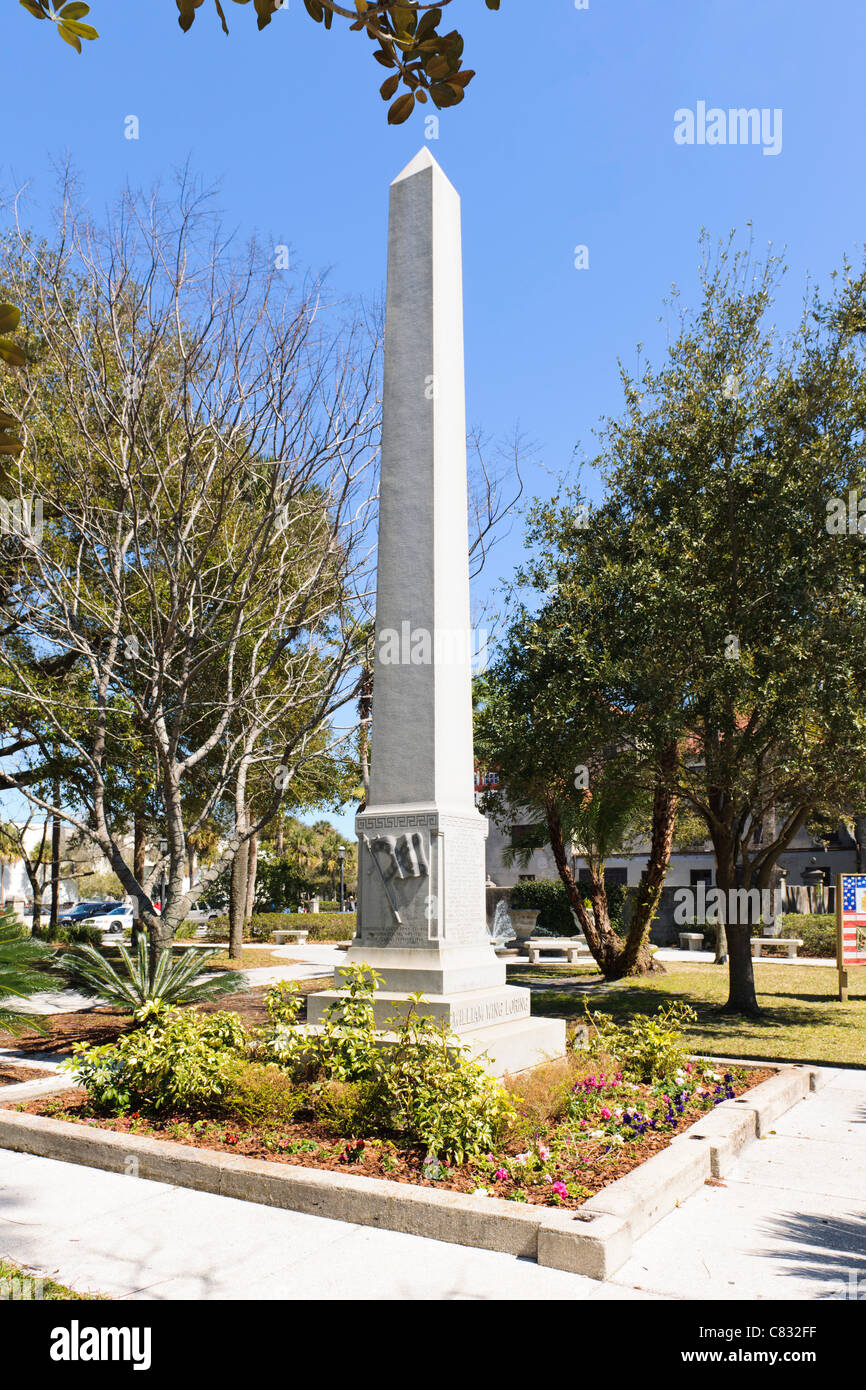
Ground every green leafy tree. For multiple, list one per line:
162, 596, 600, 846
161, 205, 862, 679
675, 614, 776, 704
524, 235, 866, 1015
19, 0, 500, 124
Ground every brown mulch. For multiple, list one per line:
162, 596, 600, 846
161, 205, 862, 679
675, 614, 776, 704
0, 1008, 132, 1055
5, 1066, 774, 1210
0, 1063, 56, 1087
0, 977, 329, 1053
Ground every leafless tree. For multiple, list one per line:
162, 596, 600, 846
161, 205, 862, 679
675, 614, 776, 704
0, 174, 380, 954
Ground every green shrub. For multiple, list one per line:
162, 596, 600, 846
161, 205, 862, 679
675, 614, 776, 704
34, 920, 102, 947
509, 878, 633, 937
584, 1000, 697, 1083
778, 914, 835, 958
509, 879, 577, 934
64, 1008, 248, 1115
174, 920, 199, 940
264, 963, 515, 1161
205, 912, 355, 944
220, 1060, 307, 1126
204, 916, 229, 942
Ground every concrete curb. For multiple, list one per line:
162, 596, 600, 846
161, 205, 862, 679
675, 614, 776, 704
0, 1065, 812, 1280
0, 1075, 72, 1104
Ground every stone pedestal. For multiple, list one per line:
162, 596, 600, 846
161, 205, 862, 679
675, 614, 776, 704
306, 150, 565, 1077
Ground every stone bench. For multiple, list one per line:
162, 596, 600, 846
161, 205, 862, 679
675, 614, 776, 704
678, 932, 706, 952
527, 938, 591, 965
273, 929, 309, 946
751, 937, 803, 959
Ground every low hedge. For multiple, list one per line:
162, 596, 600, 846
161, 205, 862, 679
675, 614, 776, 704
509, 878, 632, 936
777, 913, 835, 959
205, 912, 355, 944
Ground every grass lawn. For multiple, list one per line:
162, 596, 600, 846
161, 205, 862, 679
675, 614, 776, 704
0, 1258, 107, 1300
529, 961, 866, 1068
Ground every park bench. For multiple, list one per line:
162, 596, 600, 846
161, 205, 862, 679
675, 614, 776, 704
273, 929, 310, 946
527, 938, 591, 965
678, 932, 706, 952
751, 936, 803, 959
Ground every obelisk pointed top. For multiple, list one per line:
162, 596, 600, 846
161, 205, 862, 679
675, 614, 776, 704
392, 146, 456, 192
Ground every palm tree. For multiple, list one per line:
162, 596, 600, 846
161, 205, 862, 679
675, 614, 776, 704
0, 822, 20, 909
0, 908, 51, 1036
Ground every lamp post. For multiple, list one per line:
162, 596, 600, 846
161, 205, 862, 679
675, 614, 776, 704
338, 846, 346, 912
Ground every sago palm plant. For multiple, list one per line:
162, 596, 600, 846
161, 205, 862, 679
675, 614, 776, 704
58, 935, 248, 1025
0, 909, 52, 1036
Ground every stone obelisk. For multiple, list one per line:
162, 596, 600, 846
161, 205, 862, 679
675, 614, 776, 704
308, 150, 565, 1076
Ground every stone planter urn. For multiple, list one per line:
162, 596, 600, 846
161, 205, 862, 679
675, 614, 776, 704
510, 909, 540, 942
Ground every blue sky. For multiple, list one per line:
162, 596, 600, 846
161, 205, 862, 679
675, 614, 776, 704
2, 0, 864, 835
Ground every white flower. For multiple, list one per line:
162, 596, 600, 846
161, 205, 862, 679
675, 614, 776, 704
472, 1187, 490, 1197
609, 1134, 625, 1146
588, 1129, 605, 1139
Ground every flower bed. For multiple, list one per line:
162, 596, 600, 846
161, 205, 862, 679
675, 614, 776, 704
8, 1058, 770, 1210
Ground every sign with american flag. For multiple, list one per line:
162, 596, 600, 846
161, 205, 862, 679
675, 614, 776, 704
838, 874, 866, 967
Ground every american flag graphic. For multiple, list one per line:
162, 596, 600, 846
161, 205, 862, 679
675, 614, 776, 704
840, 875, 866, 965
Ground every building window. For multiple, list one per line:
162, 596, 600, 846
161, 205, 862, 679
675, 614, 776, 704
510, 824, 536, 849
517, 874, 536, 882
690, 869, 713, 886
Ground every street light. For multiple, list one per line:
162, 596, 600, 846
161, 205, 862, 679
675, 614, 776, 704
338, 846, 346, 912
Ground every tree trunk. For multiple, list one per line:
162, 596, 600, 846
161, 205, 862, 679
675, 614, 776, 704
132, 809, 147, 947
244, 831, 258, 921
229, 841, 248, 960
358, 662, 373, 810
854, 815, 866, 874
544, 799, 626, 978
714, 832, 761, 1016
49, 782, 61, 930
30, 878, 43, 936
618, 746, 678, 977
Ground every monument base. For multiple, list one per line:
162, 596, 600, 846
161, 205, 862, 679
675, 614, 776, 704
306, 947, 567, 1078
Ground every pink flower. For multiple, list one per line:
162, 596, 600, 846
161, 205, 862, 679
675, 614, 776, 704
551, 1181, 568, 1199
685, 1063, 693, 1073
493, 1168, 508, 1182
599, 1106, 612, 1120
579, 1120, 588, 1129
537, 1142, 551, 1162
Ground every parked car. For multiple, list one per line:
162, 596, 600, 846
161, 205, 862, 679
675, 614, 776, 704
81, 904, 133, 934
58, 901, 117, 924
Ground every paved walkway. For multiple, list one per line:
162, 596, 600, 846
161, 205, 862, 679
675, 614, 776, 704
1, 1065, 863, 1300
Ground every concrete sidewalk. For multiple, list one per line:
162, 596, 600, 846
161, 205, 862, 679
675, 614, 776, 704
1, 1065, 864, 1300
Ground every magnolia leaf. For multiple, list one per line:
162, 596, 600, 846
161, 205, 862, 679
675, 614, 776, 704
373, 48, 396, 67
0, 340, 26, 367
391, 4, 416, 37
19, 1, 48, 19
59, 18, 98, 38
387, 91, 416, 124
59, 2, 91, 18
176, 0, 206, 30
303, 0, 324, 21
379, 73, 400, 100
415, 6, 442, 42
0, 305, 21, 336
425, 54, 450, 80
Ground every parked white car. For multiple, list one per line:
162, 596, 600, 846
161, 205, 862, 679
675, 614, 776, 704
82, 905, 134, 934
